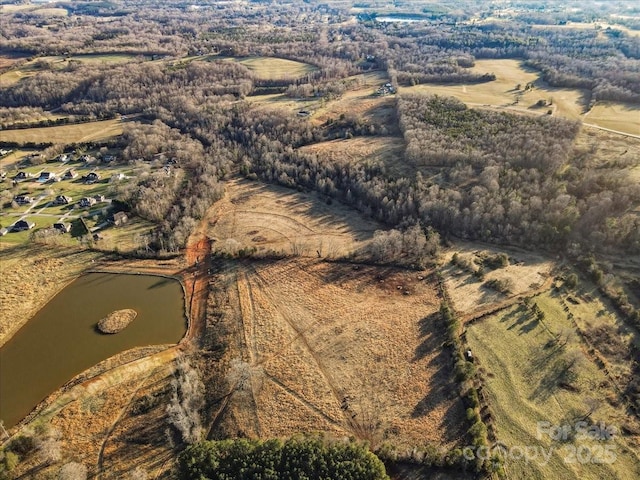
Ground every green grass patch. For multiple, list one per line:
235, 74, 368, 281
466, 291, 640, 479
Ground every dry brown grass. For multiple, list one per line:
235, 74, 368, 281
0, 118, 123, 144
585, 102, 640, 136
401, 59, 588, 121
206, 178, 380, 258
0, 243, 102, 347
97, 309, 137, 334
443, 242, 555, 315
218, 258, 466, 450
298, 136, 409, 176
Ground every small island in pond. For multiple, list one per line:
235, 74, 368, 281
97, 309, 138, 334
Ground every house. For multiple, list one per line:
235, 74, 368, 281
13, 171, 31, 181
14, 195, 33, 205
94, 194, 106, 203
0, 148, 13, 157
111, 211, 129, 227
53, 222, 71, 233
57, 154, 69, 162
102, 154, 116, 163
37, 171, 56, 183
54, 195, 72, 205
79, 197, 97, 208
63, 169, 78, 180
12, 219, 35, 231
83, 172, 100, 184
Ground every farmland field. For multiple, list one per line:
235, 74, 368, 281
206, 178, 380, 258
585, 102, 640, 136
401, 59, 588, 121
217, 56, 318, 80
0, 118, 124, 144
466, 291, 640, 480
208, 256, 466, 450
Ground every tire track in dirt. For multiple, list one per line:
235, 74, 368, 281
247, 265, 354, 434
96, 367, 159, 479
235, 269, 263, 437
264, 373, 344, 428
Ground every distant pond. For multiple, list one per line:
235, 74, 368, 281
0, 273, 186, 429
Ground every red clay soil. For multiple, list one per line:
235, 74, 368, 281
183, 235, 211, 344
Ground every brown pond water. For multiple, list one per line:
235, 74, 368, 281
0, 272, 186, 429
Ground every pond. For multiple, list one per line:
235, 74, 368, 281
0, 273, 187, 429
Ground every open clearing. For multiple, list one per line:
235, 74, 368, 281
203, 178, 466, 450
466, 290, 640, 480
298, 136, 409, 176
0, 118, 124, 144
443, 242, 555, 315
206, 178, 380, 258
209, 257, 466, 451
400, 59, 587, 120
248, 70, 393, 128
585, 102, 640, 136
215, 56, 317, 80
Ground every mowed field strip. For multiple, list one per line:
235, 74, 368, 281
0, 118, 124, 144
401, 59, 640, 136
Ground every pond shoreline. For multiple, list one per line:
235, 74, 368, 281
1, 270, 188, 432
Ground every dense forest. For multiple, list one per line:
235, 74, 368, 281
178, 437, 389, 480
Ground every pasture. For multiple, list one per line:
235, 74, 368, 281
218, 56, 318, 80
465, 291, 640, 480
401, 59, 588, 121
0, 118, 124, 144
585, 102, 640, 137
208, 257, 466, 450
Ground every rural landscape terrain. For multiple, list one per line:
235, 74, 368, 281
0, 0, 639, 479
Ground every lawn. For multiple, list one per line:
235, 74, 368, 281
465, 291, 640, 479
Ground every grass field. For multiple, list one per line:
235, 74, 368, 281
466, 291, 640, 479
203, 178, 467, 449
206, 178, 379, 258
585, 102, 640, 136
401, 59, 588, 121
0, 118, 124, 144
237, 57, 318, 80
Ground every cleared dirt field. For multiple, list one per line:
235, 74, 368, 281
211, 258, 466, 451
0, 118, 124, 144
401, 59, 588, 121
298, 136, 409, 176
442, 242, 555, 315
206, 178, 380, 258
466, 291, 640, 480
